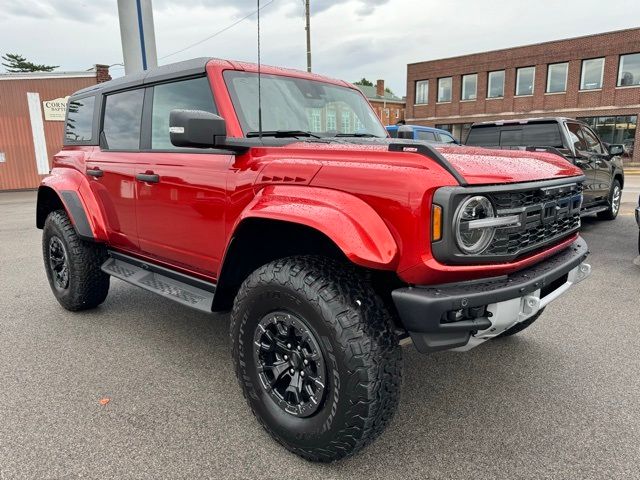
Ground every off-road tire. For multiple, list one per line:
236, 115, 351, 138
230, 256, 402, 462
496, 308, 545, 338
597, 179, 621, 220
42, 210, 110, 311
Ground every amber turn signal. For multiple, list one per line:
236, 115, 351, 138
432, 204, 443, 242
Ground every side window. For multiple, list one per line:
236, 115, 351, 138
65, 96, 95, 143
580, 127, 605, 155
566, 123, 587, 152
103, 89, 144, 150
151, 77, 217, 149
438, 133, 456, 144
416, 130, 436, 141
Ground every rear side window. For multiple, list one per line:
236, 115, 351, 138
387, 128, 398, 138
151, 77, 216, 149
416, 130, 436, 141
438, 133, 456, 144
65, 96, 95, 143
102, 89, 144, 150
466, 122, 563, 147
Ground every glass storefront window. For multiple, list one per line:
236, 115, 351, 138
618, 53, 640, 87
578, 115, 637, 158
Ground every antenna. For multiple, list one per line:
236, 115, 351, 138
257, 0, 263, 139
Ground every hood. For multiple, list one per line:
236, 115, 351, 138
435, 145, 582, 185
281, 139, 583, 186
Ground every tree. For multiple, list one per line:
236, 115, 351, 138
385, 87, 395, 96
1, 53, 58, 73
354, 78, 373, 87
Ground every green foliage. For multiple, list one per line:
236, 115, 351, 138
354, 78, 374, 87
385, 87, 394, 95
2, 53, 58, 73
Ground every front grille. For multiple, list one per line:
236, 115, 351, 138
482, 182, 583, 258
491, 183, 583, 210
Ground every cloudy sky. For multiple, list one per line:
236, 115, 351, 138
0, 0, 638, 95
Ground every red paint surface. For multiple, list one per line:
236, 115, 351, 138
41, 59, 585, 286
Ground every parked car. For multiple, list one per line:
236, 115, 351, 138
466, 117, 625, 220
37, 58, 591, 462
386, 124, 458, 144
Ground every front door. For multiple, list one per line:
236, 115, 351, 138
565, 122, 598, 207
87, 88, 145, 252
581, 126, 613, 201
134, 76, 232, 278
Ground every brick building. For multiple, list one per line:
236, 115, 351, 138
358, 79, 406, 126
0, 65, 110, 191
405, 28, 640, 164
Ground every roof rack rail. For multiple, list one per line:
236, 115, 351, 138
388, 142, 467, 186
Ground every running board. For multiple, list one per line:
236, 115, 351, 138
101, 252, 215, 313
580, 205, 609, 217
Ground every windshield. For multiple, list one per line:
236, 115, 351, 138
224, 71, 387, 138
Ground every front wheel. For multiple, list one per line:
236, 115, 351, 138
597, 179, 621, 220
230, 256, 402, 462
42, 210, 110, 311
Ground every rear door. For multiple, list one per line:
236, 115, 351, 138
134, 76, 232, 278
86, 89, 144, 252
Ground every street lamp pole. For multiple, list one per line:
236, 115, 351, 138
305, 0, 311, 72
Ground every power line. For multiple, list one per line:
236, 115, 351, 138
159, 0, 276, 61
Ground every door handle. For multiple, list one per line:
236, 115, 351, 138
136, 172, 160, 183
86, 167, 103, 178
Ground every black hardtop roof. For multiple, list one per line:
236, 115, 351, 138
72, 57, 213, 97
472, 117, 585, 127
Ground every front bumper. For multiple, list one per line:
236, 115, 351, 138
392, 238, 590, 353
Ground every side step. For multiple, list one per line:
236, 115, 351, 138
101, 252, 215, 313
580, 205, 609, 217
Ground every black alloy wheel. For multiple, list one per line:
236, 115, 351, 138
254, 311, 327, 417
48, 236, 70, 290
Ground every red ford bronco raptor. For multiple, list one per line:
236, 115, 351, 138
37, 58, 591, 462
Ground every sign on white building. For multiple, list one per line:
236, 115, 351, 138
42, 96, 69, 121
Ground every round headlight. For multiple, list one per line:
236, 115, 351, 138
454, 196, 495, 254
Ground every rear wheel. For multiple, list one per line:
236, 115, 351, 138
230, 256, 402, 462
597, 179, 621, 220
42, 210, 110, 311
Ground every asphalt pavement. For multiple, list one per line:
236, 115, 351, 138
0, 186, 639, 479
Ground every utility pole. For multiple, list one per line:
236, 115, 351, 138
304, 0, 311, 72
117, 0, 158, 75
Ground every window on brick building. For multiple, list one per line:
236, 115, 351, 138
461, 74, 477, 100
438, 77, 452, 102
618, 53, 640, 87
326, 108, 337, 131
415, 80, 429, 104
487, 70, 505, 98
581, 58, 605, 90
515, 67, 535, 96
547, 62, 568, 93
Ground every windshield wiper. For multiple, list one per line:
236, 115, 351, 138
334, 133, 381, 138
246, 130, 322, 139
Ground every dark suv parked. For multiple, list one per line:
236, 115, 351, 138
466, 118, 625, 220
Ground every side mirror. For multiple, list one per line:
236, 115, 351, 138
397, 125, 414, 139
169, 109, 226, 148
607, 144, 624, 156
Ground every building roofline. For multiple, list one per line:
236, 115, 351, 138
407, 27, 640, 67
0, 71, 97, 81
